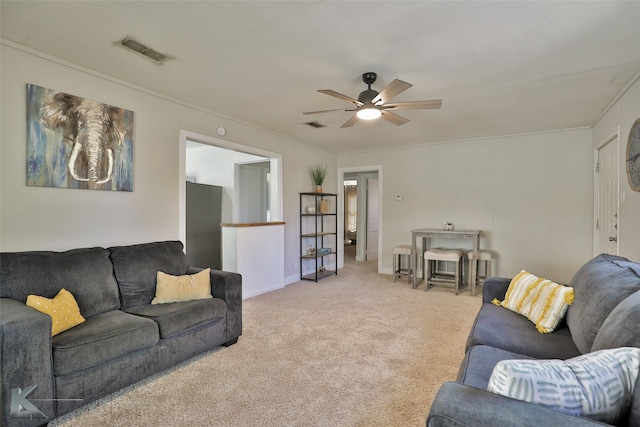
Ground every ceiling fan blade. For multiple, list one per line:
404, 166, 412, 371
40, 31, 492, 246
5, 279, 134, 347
303, 108, 352, 115
318, 89, 364, 106
341, 115, 359, 128
381, 110, 409, 126
382, 100, 443, 110
371, 79, 412, 105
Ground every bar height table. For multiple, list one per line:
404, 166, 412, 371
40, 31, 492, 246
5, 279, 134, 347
411, 228, 481, 295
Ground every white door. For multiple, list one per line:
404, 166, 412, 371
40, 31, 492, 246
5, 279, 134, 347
366, 178, 379, 261
596, 137, 619, 255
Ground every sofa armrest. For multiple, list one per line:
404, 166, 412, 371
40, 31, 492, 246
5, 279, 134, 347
1, 298, 56, 424
187, 267, 242, 345
427, 382, 607, 427
481, 277, 511, 303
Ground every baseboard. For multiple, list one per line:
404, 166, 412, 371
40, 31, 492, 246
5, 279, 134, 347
284, 273, 301, 285
242, 284, 284, 300
380, 267, 394, 275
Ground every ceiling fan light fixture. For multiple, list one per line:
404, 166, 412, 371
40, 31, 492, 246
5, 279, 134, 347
304, 72, 442, 128
357, 107, 382, 120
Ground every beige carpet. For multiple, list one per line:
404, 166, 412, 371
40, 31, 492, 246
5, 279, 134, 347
50, 250, 481, 427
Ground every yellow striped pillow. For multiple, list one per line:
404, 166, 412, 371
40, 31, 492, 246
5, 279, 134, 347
493, 270, 574, 333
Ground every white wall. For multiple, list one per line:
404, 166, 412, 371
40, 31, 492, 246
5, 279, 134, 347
1, 45, 181, 251
4, 40, 637, 288
339, 129, 594, 284
592, 75, 640, 262
0, 42, 337, 285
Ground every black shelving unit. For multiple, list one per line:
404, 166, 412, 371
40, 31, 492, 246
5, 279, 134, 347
299, 192, 338, 281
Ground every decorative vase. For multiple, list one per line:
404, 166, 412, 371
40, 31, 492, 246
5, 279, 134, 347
315, 185, 323, 193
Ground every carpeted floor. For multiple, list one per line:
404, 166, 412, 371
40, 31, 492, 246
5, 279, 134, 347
49, 248, 482, 427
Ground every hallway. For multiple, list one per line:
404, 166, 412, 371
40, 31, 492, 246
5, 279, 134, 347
343, 243, 377, 274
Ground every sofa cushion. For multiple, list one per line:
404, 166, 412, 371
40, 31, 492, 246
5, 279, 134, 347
466, 302, 580, 360
125, 298, 226, 339
487, 347, 640, 424
481, 276, 511, 303
566, 254, 640, 354
458, 345, 534, 390
152, 268, 212, 304
51, 310, 159, 376
109, 241, 189, 309
26, 288, 86, 336
0, 247, 121, 317
593, 290, 640, 351
591, 288, 640, 424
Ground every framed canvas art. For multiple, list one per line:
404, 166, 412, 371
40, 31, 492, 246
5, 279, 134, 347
26, 84, 134, 191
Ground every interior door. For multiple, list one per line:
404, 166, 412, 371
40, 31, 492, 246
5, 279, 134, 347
366, 178, 379, 261
596, 137, 619, 255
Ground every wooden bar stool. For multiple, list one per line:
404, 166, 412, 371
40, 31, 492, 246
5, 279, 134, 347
424, 248, 464, 294
467, 250, 492, 296
392, 245, 412, 283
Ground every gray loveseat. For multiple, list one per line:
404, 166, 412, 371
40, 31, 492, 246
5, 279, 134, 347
0, 240, 242, 427
427, 253, 640, 426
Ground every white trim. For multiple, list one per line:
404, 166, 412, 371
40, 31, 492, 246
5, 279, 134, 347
593, 127, 620, 257
595, 127, 620, 150
2, 38, 338, 156
179, 129, 284, 245
338, 126, 592, 155
592, 69, 640, 127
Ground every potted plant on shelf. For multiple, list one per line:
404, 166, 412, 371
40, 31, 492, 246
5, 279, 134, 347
309, 164, 327, 193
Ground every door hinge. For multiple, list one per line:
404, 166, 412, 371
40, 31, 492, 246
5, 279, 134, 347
596, 218, 600, 229
596, 162, 600, 173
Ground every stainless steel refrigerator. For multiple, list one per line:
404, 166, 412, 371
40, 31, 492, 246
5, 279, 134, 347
186, 181, 222, 269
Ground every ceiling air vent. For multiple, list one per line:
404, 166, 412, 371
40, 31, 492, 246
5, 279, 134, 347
116, 36, 174, 64
306, 121, 326, 128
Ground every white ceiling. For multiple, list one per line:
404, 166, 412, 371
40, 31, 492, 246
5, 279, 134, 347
3, 1, 640, 153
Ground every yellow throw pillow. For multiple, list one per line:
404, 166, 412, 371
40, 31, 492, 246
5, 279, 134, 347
26, 288, 86, 336
493, 270, 574, 333
151, 268, 212, 304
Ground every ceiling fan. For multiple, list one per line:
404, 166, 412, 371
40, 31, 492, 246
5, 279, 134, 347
303, 72, 442, 128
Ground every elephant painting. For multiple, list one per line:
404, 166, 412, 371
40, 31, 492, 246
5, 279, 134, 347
26, 84, 133, 191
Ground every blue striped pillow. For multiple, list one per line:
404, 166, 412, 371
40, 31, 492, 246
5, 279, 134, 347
487, 347, 640, 423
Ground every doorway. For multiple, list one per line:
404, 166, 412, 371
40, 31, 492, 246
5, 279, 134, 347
338, 166, 383, 272
178, 130, 283, 247
343, 176, 358, 260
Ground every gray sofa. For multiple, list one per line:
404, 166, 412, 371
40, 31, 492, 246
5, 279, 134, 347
427, 253, 640, 427
0, 240, 242, 427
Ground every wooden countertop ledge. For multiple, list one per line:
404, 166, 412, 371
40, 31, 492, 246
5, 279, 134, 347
221, 222, 286, 227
